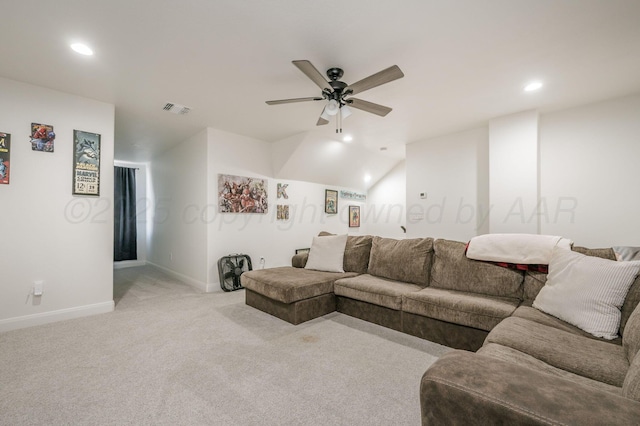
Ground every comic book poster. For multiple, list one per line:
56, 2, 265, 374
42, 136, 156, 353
218, 174, 268, 213
72, 130, 101, 196
0, 132, 10, 184
30, 123, 55, 152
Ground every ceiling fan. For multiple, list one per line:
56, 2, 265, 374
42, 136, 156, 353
266, 60, 404, 133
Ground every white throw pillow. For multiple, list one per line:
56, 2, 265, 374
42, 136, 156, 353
533, 246, 640, 339
304, 234, 348, 273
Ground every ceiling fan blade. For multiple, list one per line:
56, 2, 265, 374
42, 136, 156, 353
266, 97, 323, 105
347, 98, 392, 117
292, 60, 332, 91
345, 65, 404, 95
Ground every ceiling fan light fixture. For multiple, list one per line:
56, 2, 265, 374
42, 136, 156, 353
320, 107, 331, 121
326, 99, 339, 116
340, 105, 352, 119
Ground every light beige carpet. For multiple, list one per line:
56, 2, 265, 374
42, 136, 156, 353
0, 265, 451, 425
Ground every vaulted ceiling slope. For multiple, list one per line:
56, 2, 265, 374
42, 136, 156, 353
1, 0, 640, 163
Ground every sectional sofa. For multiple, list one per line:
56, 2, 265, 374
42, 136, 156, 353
241, 233, 640, 424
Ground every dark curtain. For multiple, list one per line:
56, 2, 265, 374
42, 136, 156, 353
114, 166, 137, 261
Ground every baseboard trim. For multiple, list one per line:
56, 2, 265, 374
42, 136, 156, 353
113, 260, 146, 269
0, 301, 115, 333
146, 261, 212, 293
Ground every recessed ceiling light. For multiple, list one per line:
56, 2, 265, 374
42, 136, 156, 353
342, 135, 353, 143
364, 174, 372, 183
524, 81, 543, 92
71, 43, 94, 56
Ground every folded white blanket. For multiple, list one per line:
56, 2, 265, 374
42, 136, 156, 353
466, 233, 572, 265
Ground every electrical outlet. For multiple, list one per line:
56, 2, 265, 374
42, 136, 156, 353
33, 281, 44, 296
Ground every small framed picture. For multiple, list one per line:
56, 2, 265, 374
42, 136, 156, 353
349, 205, 361, 227
325, 189, 338, 214
0, 132, 11, 184
30, 123, 55, 152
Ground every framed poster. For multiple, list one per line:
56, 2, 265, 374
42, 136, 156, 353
72, 130, 101, 196
349, 205, 361, 227
30, 123, 55, 152
325, 189, 338, 214
218, 174, 268, 213
0, 132, 10, 184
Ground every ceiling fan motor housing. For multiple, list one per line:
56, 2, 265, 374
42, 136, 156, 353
326, 67, 344, 81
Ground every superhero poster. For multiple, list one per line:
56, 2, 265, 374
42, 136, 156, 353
30, 123, 55, 152
72, 130, 101, 196
0, 132, 10, 184
218, 174, 268, 213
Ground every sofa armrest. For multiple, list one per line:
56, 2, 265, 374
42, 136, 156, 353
292, 252, 309, 268
421, 350, 640, 425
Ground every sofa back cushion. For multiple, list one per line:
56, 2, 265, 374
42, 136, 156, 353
431, 239, 523, 300
367, 237, 433, 286
319, 232, 373, 274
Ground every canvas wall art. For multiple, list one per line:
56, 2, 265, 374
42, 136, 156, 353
218, 174, 268, 213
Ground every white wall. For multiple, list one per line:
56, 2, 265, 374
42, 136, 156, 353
406, 127, 489, 241
148, 129, 209, 289
489, 111, 539, 234
366, 161, 406, 239
540, 94, 640, 246
113, 160, 148, 268
404, 94, 640, 247
0, 77, 115, 331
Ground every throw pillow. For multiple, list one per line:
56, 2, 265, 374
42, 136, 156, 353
304, 234, 348, 273
533, 246, 640, 340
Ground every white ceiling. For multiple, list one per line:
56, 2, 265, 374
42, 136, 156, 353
2, 0, 640, 166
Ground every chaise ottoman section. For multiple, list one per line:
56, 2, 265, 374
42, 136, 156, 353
242, 266, 358, 325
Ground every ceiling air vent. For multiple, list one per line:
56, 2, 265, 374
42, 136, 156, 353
162, 102, 191, 115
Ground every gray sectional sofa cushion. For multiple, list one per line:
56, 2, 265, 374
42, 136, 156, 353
477, 342, 623, 394
334, 274, 422, 310
402, 287, 519, 332
242, 266, 358, 304
367, 236, 433, 286
512, 305, 623, 344
485, 316, 629, 386
430, 239, 523, 300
